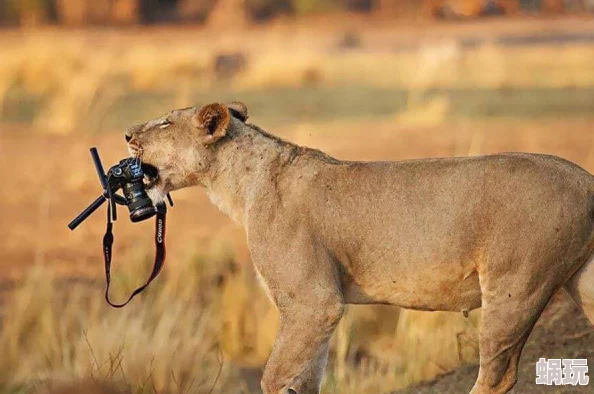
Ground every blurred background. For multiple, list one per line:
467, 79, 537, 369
1, 1, 594, 393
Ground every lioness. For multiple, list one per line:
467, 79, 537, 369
125, 102, 594, 394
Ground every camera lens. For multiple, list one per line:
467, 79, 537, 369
122, 179, 156, 222
130, 206, 157, 222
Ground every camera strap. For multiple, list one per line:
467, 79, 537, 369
102, 202, 167, 308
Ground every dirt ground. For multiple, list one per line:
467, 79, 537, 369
395, 291, 594, 393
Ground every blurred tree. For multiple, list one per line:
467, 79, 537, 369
374, 0, 419, 17
574, 0, 591, 11
344, 0, 374, 13
111, 0, 139, 23
421, 0, 521, 18
83, 1, 111, 23
543, 0, 564, 12
207, 0, 247, 27
246, 0, 293, 21
177, 0, 216, 23
519, 0, 588, 13
55, 0, 88, 25
9, 0, 54, 26
55, 0, 139, 25
3, 0, 590, 26
139, 0, 179, 23
0, 0, 14, 25
292, 0, 340, 15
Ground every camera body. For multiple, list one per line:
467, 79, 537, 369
107, 158, 156, 222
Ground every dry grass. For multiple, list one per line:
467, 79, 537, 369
0, 260, 244, 394
2, 24, 594, 132
0, 252, 480, 394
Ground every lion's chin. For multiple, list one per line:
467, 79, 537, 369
146, 181, 167, 204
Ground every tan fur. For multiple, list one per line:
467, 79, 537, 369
125, 103, 594, 394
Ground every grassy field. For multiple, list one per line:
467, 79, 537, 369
1, 18, 594, 394
2, 18, 594, 132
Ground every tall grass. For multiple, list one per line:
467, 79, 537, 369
0, 242, 480, 394
0, 263, 244, 394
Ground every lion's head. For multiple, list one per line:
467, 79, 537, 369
125, 102, 248, 202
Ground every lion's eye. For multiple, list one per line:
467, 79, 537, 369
159, 120, 172, 129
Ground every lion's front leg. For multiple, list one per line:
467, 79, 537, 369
261, 301, 344, 394
290, 342, 330, 393
249, 222, 344, 394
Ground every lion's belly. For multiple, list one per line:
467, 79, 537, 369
340, 256, 482, 312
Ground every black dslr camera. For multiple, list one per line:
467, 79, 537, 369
68, 148, 172, 230
68, 148, 173, 308
108, 157, 157, 223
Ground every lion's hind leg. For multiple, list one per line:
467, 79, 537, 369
565, 253, 594, 325
471, 270, 558, 394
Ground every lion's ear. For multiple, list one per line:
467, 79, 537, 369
227, 101, 248, 122
193, 103, 230, 144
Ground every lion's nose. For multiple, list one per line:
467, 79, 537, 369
125, 124, 143, 142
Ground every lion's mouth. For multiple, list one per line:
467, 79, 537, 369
127, 140, 142, 158
141, 163, 160, 190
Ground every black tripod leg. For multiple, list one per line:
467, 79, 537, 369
68, 195, 107, 230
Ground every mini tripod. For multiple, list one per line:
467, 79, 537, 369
68, 148, 128, 230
